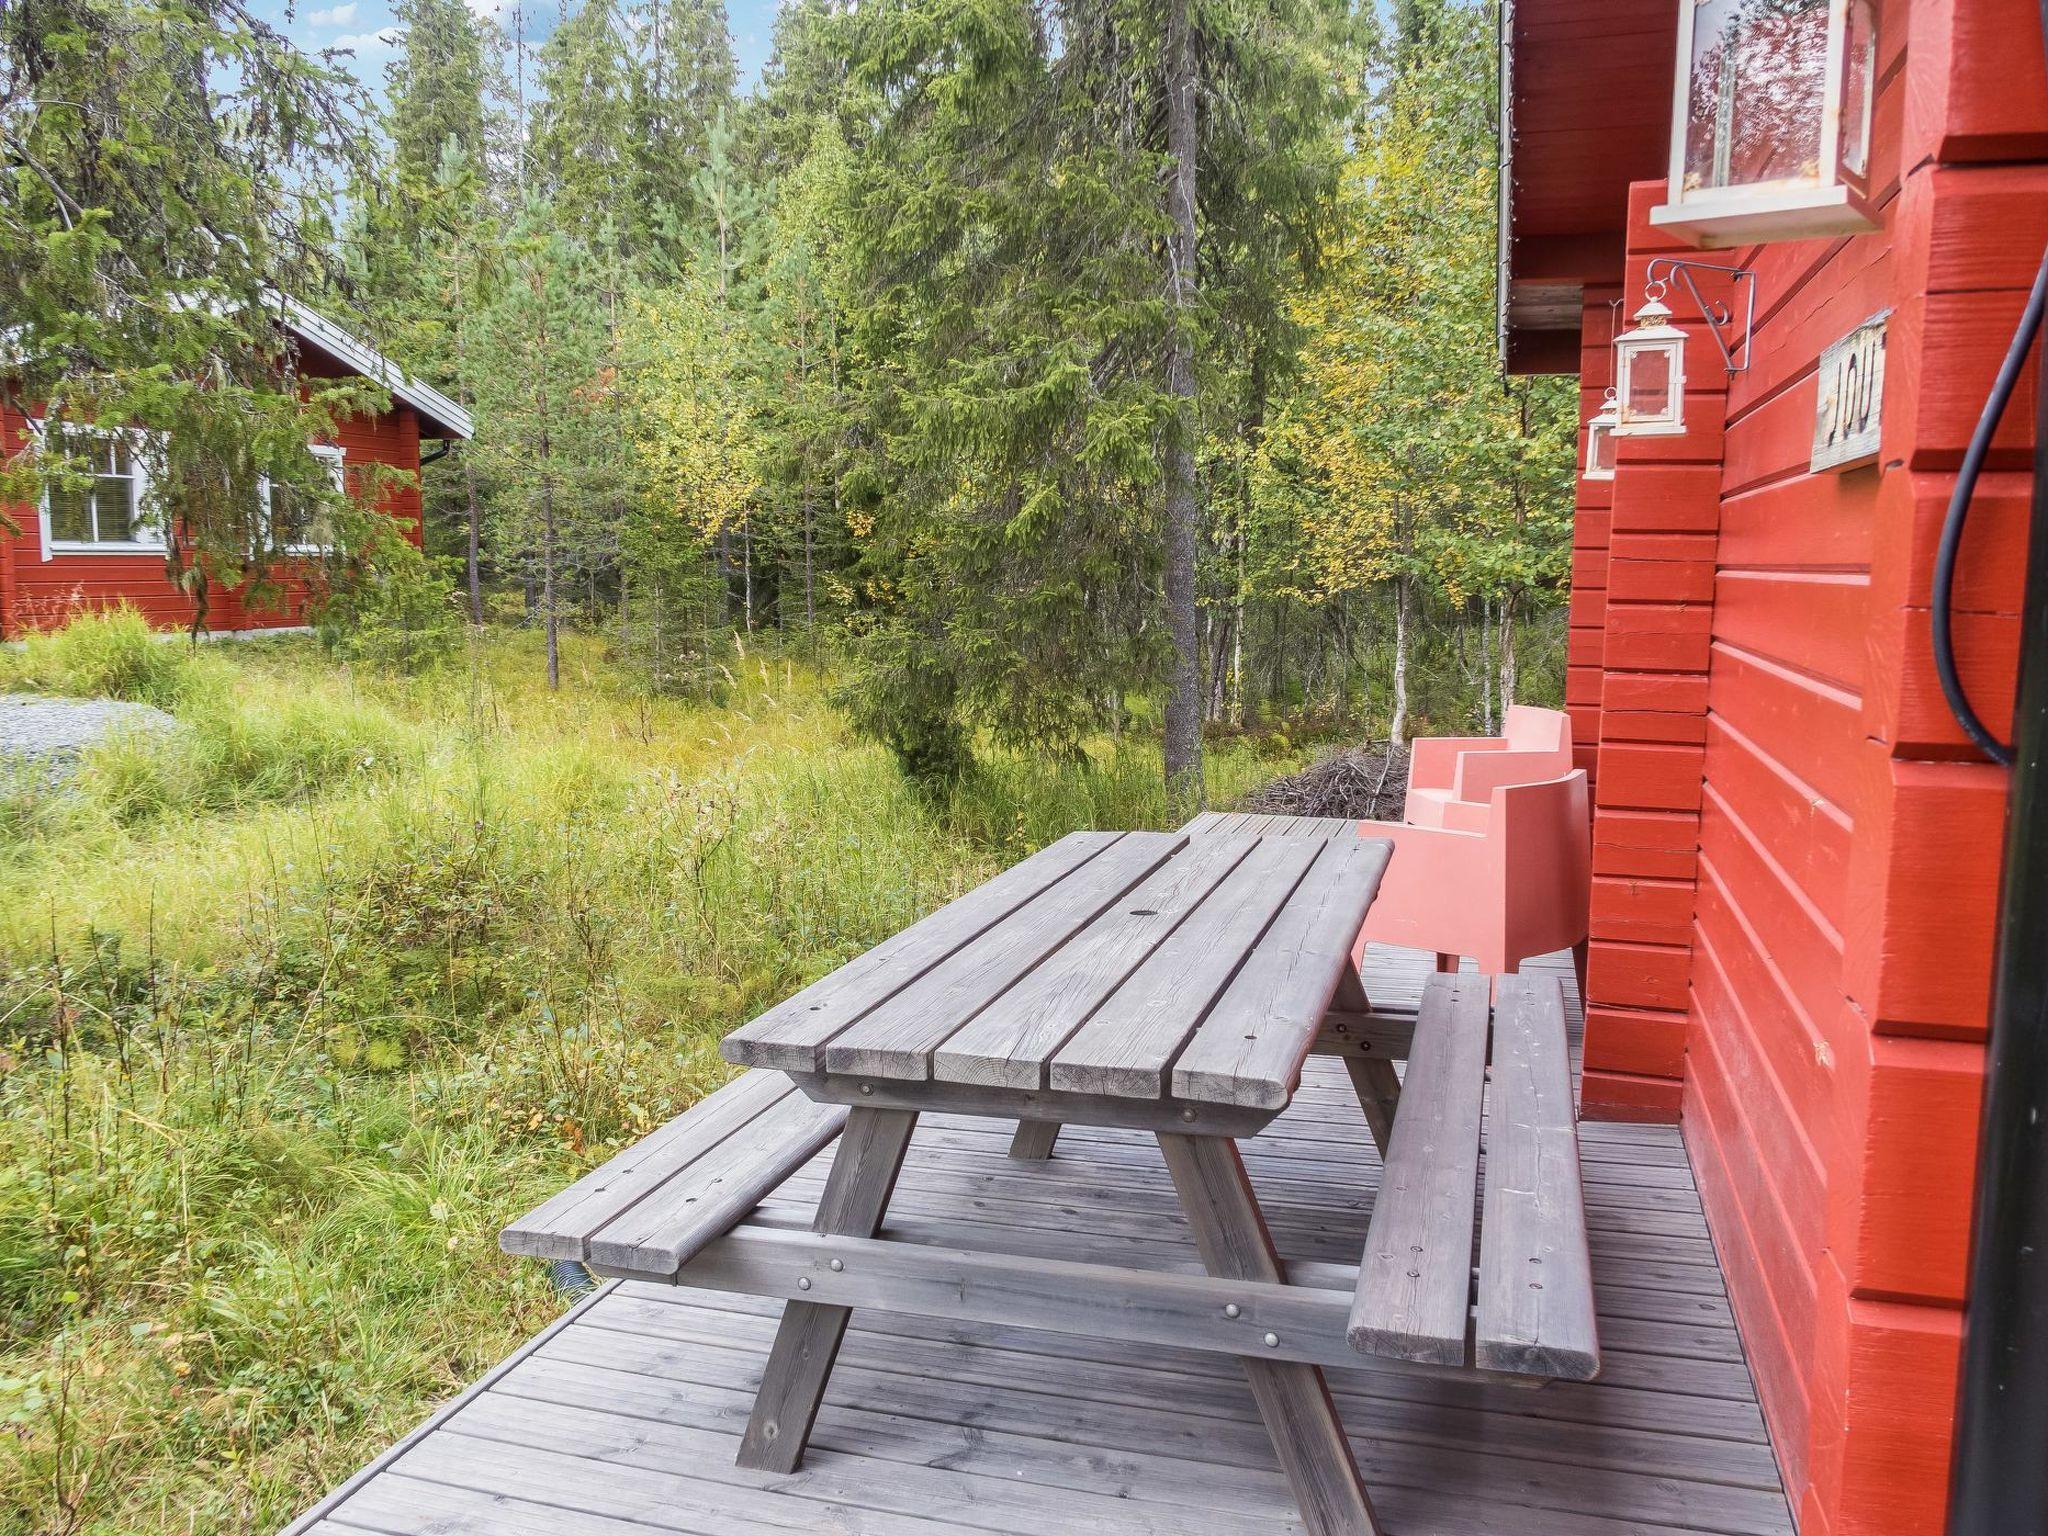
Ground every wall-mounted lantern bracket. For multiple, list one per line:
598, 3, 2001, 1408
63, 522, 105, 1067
1644, 258, 1756, 375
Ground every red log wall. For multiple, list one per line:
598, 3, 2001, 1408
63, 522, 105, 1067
1574, 1, 2046, 1531
0, 350, 425, 638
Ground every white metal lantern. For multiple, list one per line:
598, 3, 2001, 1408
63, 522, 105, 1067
1584, 391, 1620, 480
1650, 0, 1880, 246
1614, 296, 1688, 437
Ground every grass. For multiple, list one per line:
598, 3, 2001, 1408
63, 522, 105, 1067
0, 612, 1307, 1535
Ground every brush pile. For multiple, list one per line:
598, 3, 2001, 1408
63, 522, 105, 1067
1240, 742, 1411, 822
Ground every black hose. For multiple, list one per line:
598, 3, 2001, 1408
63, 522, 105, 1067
1932, 240, 2048, 768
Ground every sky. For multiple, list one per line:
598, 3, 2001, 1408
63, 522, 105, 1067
252, 0, 784, 105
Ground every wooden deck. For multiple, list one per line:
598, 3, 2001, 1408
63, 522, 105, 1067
287, 946, 1792, 1536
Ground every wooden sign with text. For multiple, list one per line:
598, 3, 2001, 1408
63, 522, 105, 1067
1811, 311, 1888, 473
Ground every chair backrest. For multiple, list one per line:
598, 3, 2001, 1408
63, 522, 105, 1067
1452, 706, 1574, 807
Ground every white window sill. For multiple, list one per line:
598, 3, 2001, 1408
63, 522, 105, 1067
1649, 184, 1878, 248
45, 541, 168, 556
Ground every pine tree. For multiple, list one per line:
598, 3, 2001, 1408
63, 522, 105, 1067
471, 198, 613, 687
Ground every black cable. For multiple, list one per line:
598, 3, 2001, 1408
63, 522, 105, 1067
1932, 232, 2048, 769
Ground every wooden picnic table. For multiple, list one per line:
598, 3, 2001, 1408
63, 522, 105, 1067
507, 824, 1598, 1536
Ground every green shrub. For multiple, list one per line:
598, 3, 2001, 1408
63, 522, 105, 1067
0, 607, 200, 707
313, 533, 466, 674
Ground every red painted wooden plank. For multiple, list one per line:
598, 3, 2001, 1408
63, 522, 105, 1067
1591, 807, 1700, 881
1843, 757, 2004, 1040
1582, 1003, 1688, 1079
1854, 1036, 1983, 1305
1704, 715, 1853, 926
1595, 741, 1705, 812
1713, 569, 1870, 694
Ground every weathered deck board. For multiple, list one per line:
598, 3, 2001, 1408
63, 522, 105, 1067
289, 944, 1793, 1536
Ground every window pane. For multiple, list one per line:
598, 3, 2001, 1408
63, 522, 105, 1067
1589, 423, 1618, 476
47, 484, 93, 543
1625, 348, 1674, 418
1683, 0, 1828, 194
1838, 0, 1875, 180
270, 483, 336, 549
94, 471, 139, 541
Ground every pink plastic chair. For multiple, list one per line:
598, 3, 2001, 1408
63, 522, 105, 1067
1354, 768, 1592, 996
1403, 706, 1574, 833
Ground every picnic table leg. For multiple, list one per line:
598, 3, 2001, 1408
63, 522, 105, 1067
737, 1106, 918, 1474
1008, 1120, 1060, 1160
1343, 1056, 1401, 1159
1157, 1134, 1383, 1536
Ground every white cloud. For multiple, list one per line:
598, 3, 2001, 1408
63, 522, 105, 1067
328, 24, 403, 54
308, 2, 358, 24
463, 0, 510, 25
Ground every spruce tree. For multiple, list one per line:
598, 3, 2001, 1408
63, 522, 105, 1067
828, 0, 1353, 788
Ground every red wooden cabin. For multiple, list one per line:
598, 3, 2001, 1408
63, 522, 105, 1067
1501, 1, 2046, 1532
0, 299, 472, 638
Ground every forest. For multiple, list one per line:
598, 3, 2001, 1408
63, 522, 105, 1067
0, 0, 1581, 1528
5, 0, 1575, 806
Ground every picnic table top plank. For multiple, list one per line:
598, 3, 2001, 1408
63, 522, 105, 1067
821, 832, 1185, 1081
1348, 972, 1492, 1367
1476, 974, 1600, 1380
722, 831, 1122, 1074
1171, 836, 1395, 1110
1046, 837, 1325, 1102
932, 834, 1259, 1091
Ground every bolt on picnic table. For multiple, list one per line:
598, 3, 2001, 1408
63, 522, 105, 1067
502, 825, 1599, 1536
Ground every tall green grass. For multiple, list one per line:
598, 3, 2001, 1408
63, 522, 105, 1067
0, 621, 1307, 1534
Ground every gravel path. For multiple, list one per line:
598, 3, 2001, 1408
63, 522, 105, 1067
0, 694, 179, 777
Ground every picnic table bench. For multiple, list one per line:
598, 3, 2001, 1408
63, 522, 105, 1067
503, 824, 1598, 1536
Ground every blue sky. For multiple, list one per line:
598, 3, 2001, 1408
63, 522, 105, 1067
253, 0, 783, 102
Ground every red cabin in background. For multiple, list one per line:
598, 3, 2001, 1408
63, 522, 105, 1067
1501, 1, 2043, 1531
0, 300, 472, 638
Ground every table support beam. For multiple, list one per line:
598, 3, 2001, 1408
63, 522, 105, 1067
1008, 1120, 1061, 1160
736, 1106, 918, 1473
1157, 1133, 1383, 1536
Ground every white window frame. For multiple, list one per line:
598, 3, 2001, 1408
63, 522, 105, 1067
32, 420, 166, 559
259, 442, 347, 555
1649, 0, 1879, 247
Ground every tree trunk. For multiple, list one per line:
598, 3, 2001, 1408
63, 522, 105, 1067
464, 450, 483, 625
1159, 0, 1204, 820
742, 518, 754, 631
1390, 575, 1411, 748
1498, 590, 1518, 714
803, 493, 816, 647
1231, 529, 1246, 726
541, 435, 560, 692
1479, 596, 1495, 735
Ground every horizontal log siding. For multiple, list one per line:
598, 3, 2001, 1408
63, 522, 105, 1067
1579, 2, 2042, 1530
0, 348, 426, 637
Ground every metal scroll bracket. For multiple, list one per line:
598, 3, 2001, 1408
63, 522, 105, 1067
1645, 257, 1756, 375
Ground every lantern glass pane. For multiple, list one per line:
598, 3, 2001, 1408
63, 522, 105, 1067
1588, 422, 1617, 477
1839, 0, 1876, 181
1624, 346, 1675, 421
1682, 0, 1830, 195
